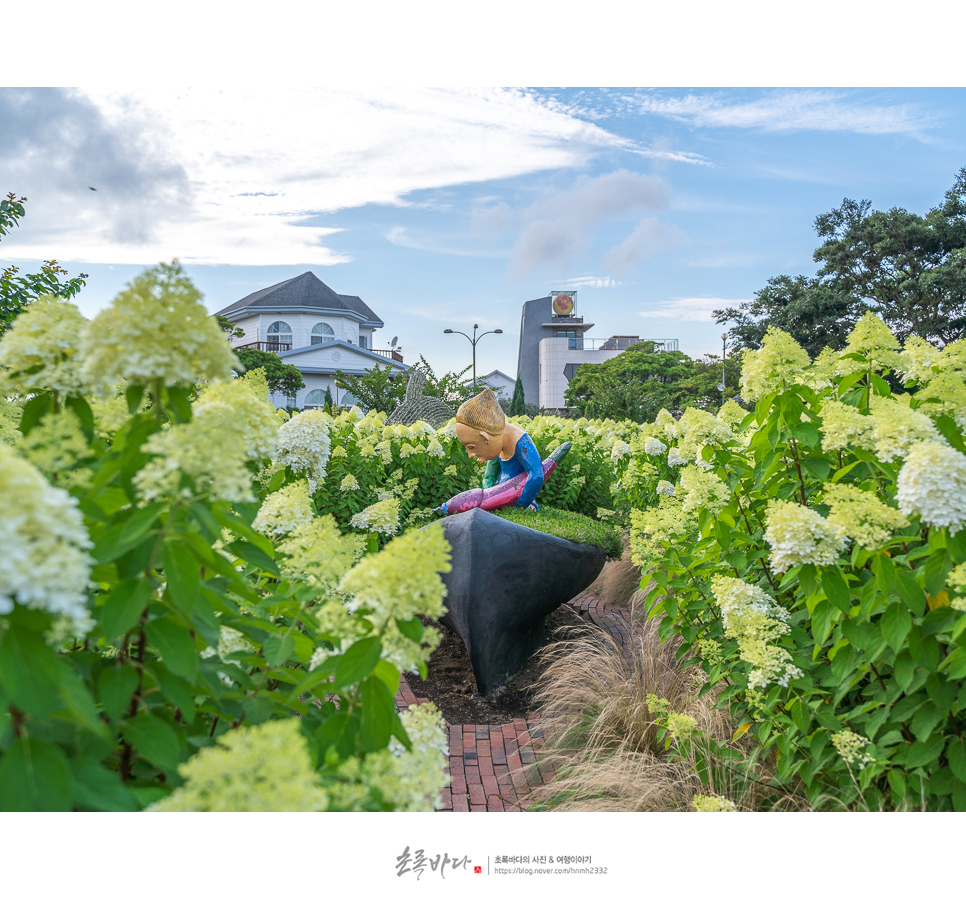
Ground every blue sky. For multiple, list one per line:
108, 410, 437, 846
3, 86, 965, 380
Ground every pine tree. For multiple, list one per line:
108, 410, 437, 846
509, 377, 526, 416
324, 386, 333, 410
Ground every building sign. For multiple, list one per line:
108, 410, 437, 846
551, 292, 576, 316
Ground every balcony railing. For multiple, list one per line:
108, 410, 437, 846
234, 340, 406, 362
553, 337, 679, 352
369, 348, 404, 362
234, 341, 292, 353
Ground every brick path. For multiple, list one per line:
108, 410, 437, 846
394, 592, 632, 813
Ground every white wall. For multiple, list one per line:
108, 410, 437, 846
537, 338, 624, 409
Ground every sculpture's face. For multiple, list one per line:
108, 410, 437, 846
455, 422, 501, 461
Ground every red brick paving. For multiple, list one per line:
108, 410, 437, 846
394, 591, 631, 812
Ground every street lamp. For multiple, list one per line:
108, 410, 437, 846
443, 323, 503, 392
719, 332, 727, 405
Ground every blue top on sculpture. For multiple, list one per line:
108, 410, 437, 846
453, 388, 545, 510
480, 432, 544, 509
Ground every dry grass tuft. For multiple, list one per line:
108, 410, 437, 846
586, 544, 643, 608
526, 610, 799, 812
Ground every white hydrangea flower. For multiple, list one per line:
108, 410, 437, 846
692, 794, 737, 812
870, 397, 946, 464
0, 444, 93, 638
427, 439, 445, 458
710, 575, 801, 689
678, 465, 730, 516
82, 261, 239, 390
348, 498, 401, 537
667, 447, 686, 467
329, 702, 450, 811
407, 420, 436, 438
0, 296, 91, 398
135, 380, 278, 504
832, 730, 875, 769
276, 409, 332, 492
339, 473, 360, 491
740, 327, 810, 402
253, 481, 314, 537
896, 441, 966, 534
643, 437, 667, 456
610, 440, 632, 462
819, 399, 877, 453
656, 479, 675, 497
764, 499, 846, 573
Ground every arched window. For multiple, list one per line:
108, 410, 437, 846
311, 322, 335, 345
303, 388, 327, 408
266, 321, 292, 347
340, 391, 358, 407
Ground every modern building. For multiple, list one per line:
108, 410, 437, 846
515, 291, 678, 410
218, 271, 407, 410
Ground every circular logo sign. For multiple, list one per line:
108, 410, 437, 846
552, 293, 574, 315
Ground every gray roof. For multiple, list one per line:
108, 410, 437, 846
219, 271, 383, 327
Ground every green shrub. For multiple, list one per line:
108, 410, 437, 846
625, 317, 966, 810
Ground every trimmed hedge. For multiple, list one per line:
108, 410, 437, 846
492, 507, 623, 560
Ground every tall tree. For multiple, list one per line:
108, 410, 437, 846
714, 275, 861, 358
813, 167, 966, 345
508, 377, 526, 415
715, 168, 966, 352
1, 193, 89, 335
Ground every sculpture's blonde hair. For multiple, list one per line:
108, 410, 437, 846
455, 388, 505, 436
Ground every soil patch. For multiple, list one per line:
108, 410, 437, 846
406, 605, 593, 724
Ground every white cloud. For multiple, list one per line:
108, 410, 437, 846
555, 276, 620, 288
602, 218, 687, 275
634, 89, 935, 137
1, 87, 641, 266
509, 170, 674, 277
641, 297, 745, 322
384, 225, 505, 258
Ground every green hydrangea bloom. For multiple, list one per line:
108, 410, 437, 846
82, 262, 239, 390
764, 499, 845, 573
340, 523, 451, 629
150, 720, 328, 812
822, 482, 908, 549
739, 327, 810, 402
253, 480, 314, 537
0, 296, 91, 398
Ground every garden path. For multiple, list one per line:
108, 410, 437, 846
394, 592, 632, 813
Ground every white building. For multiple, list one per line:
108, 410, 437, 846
218, 271, 407, 410
479, 369, 515, 400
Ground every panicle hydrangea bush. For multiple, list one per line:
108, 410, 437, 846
620, 319, 966, 811
0, 266, 469, 814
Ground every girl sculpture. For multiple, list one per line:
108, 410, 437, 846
438, 388, 570, 516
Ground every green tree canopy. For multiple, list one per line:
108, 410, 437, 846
1, 193, 89, 335
714, 274, 862, 359
235, 347, 304, 399
715, 168, 966, 353
335, 356, 474, 414
813, 167, 966, 345
564, 342, 738, 422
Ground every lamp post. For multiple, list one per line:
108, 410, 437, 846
443, 323, 503, 392
719, 332, 727, 405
